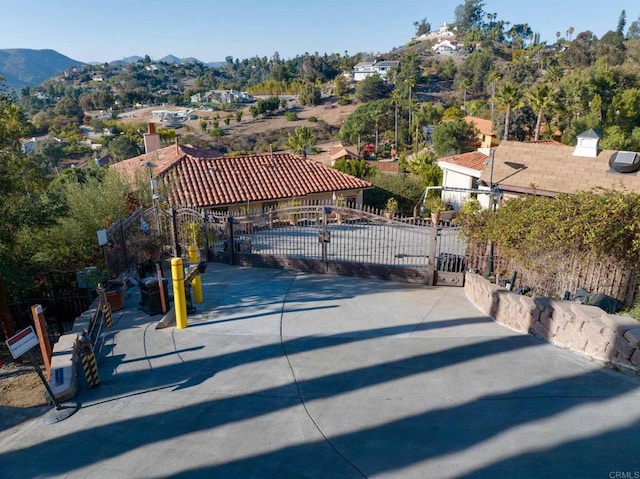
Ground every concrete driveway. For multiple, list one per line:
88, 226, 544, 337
1, 264, 640, 478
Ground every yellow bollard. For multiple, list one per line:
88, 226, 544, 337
171, 258, 188, 329
188, 245, 203, 303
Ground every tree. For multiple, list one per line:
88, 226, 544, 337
617, 10, 627, 36
413, 18, 431, 37
454, 0, 486, 35
333, 74, 349, 98
391, 88, 403, 152
339, 99, 394, 148
53, 97, 84, 123
627, 15, 640, 39
597, 31, 626, 66
0, 84, 63, 339
487, 69, 501, 122
355, 75, 389, 102
544, 65, 563, 84
432, 119, 478, 156
286, 126, 316, 159
333, 158, 374, 179
566, 26, 575, 41
299, 82, 321, 106
526, 84, 555, 141
495, 82, 524, 140
455, 50, 493, 95
459, 77, 472, 112
108, 135, 140, 161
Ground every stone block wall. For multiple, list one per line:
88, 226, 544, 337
464, 273, 640, 375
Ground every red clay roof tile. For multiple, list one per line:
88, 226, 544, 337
112, 145, 371, 208
437, 150, 488, 171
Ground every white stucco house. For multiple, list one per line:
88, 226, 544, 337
436, 150, 490, 210
352, 60, 400, 82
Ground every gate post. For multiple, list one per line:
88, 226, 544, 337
321, 207, 329, 274
169, 208, 179, 257
427, 226, 438, 286
227, 214, 235, 265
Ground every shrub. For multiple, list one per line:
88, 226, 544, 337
285, 111, 298, 121
307, 116, 318, 122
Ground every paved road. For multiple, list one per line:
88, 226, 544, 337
1, 264, 640, 478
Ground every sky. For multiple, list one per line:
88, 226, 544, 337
1, 0, 638, 63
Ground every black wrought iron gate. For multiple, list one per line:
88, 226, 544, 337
162, 205, 467, 286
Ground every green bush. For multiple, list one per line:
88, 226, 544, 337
285, 111, 298, 121
307, 116, 318, 122
471, 190, 640, 261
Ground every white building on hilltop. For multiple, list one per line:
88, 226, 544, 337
352, 60, 400, 82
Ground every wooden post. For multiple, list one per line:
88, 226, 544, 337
31, 304, 52, 378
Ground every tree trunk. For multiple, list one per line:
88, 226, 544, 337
535, 110, 543, 142
0, 278, 16, 340
503, 107, 511, 141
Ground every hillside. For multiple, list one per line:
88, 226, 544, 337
0, 48, 83, 92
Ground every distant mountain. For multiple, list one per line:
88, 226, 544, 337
108, 54, 218, 66
0, 48, 83, 92
109, 56, 144, 66
159, 54, 183, 64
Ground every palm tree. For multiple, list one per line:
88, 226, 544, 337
566, 26, 574, 41
286, 126, 316, 159
405, 77, 416, 127
495, 82, 524, 141
390, 88, 403, 154
459, 77, 472, 112
526, 84, 555, 141
544, 65, 563, 84
487, 70, 501, 122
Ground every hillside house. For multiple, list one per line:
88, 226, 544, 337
111, 124, 371, 213
20, 137, 37, 155
478, 131, 640, 200
436, 150, 489, 209
432, 39, 461, 55
352, 61, 400, 82
464, 116, 498, 153
435, 130, 640, 210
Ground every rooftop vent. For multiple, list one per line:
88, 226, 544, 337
609, 151, 640, 173
573, 129, 601, 158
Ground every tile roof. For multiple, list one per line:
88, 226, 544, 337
111, 145, 371, 208
481, 141, 640, 195
464, 116, 495, 137
330, 146, 360, 162
438, 150, 488, 172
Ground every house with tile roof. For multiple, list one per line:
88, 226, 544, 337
479, 131, 640, 200
463, 116, 498, 153
111, 125, 371, 213
329, 144, 360, 164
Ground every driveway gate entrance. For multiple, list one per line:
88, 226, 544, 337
165, 205, 467, 286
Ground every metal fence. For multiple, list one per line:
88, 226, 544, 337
99, 202, 468, 287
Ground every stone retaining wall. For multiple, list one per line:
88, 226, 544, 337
464, 273, 640, 375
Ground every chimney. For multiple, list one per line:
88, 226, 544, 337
143, 122, 161, 154
573, 129, 601, 158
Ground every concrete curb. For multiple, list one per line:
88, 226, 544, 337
155, 307, 175, 329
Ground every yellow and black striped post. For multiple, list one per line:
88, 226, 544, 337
96, 284, 113, 328
102, 301, 113, 328
78, 332, 100, 387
